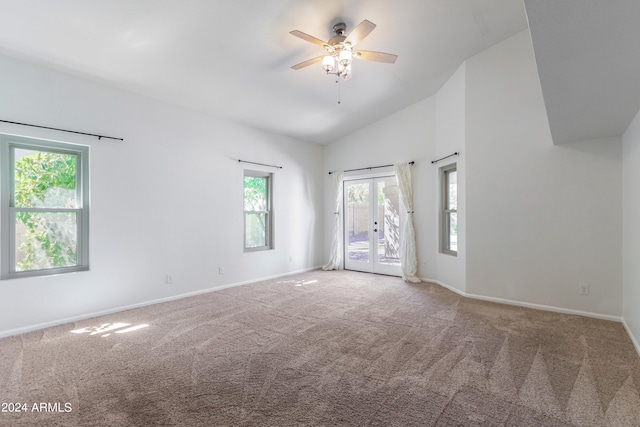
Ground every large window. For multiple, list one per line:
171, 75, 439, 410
440, 163, 457, 256
1, 135, 89, 279
243, 170, 273, 251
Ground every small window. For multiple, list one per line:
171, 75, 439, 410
440, 164, 457, 255
243, 170, 273, 251
1, 135, 90, 279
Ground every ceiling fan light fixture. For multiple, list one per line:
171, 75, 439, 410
322, 55, 335, 72
338, 48, 352, 67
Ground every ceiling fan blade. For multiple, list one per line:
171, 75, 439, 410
290, 30, 328, 48
354, 50, 398, 64
291, 56, 324, 70
345, 20, 376, 46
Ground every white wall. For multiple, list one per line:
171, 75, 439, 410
465, 31, 622, 316
323, 96, 438, 276
435, 63, 466, 293
0, 54, 325, 337
1, 28, 628, 338
622, 109, 640, 349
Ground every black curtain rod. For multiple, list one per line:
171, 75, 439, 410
0, 119, 123, 141
238, 159, 283, 169
431, 152, 459, 164
329, 161, 414, 175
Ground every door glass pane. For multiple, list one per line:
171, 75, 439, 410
378, 178, 401, 266
15, 211, 78, 271
14, 148, 78, 208
346, 182, 370, 263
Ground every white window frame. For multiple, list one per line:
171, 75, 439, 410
440, 163, 457, 256
243, 169, 273, 252
0, 134, 90, 279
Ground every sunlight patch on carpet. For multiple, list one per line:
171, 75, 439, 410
71, 322, 149, 337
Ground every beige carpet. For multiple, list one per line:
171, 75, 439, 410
1, 270, 639, 426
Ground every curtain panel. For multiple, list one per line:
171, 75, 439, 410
323, 171, 344, 270
394, 163, 421, 283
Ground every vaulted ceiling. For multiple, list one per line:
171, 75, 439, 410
0, 0, 528, 144
524, 0, 640, 144
2, 1, 635, 146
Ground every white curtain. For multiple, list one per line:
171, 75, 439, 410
394, 163, 421, 283
323, 171, 344, 270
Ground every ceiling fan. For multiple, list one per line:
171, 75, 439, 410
290, 20, 398, 81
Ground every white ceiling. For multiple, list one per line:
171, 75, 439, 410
0, 0, 528, 144
524, 0, 640, 144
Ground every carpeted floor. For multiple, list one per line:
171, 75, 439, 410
1, 270, 639, 426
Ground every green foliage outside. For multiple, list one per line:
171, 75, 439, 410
243, 176, 267, 211
14, 151, 77, 271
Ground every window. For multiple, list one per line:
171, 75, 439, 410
1, 135, 89, 279
440, 163, 457, 255
243, 170, 273, 251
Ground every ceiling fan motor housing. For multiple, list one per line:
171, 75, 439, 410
333, 22, 347, 36
327, 23, 349, 53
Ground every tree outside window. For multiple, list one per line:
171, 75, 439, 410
14, 149, 79, 270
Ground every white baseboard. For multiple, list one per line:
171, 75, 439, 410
421, 277, 623, 323
424, 276, 639, 358
0, 266, 322, 339
622, 319, 640, 358
424, 278, 467, 297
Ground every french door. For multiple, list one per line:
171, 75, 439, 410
343, 176, 403, 276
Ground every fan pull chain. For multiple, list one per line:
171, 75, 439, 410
337, 78, 341, 105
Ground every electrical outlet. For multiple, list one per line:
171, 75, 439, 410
289, 256, 293, 264
422, 260, 427, 268
579, 284, 589, 296
218, 267, 225, 275
165, 274, 173, 284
